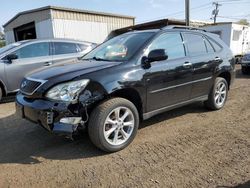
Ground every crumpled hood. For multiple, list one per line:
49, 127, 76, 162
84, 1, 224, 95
27, 59, 120, 81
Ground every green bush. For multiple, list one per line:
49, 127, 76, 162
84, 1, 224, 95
0, 40, 6, 48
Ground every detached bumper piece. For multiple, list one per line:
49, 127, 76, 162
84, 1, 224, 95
16, 94, 85, 136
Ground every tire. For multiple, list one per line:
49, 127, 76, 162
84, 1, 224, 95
242, 66, 248, 74
204, 77, 228, 110
88, 97, 139, 152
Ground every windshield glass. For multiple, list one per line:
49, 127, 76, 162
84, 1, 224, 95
0, 41, 25, 54
82, 32, 155, 62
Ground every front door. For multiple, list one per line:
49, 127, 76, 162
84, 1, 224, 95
144, 32, 193, 112
4, 42, 52, 91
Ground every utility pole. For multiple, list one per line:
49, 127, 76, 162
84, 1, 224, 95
185, 0, 190, 26
212, 2, 221, 24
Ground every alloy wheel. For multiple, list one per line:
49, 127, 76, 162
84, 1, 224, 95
103, 106, 135, 146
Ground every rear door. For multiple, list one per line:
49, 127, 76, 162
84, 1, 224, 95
4, 42, 52, 91
51, 42, 81, 64
182, 32, 219, 98
145, 32, 193, 112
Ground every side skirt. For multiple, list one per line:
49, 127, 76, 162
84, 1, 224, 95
143, 95, 208, 120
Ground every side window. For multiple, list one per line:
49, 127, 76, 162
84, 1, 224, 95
54, 42, 78, 55
204, 37, 215, 53
13, 42, 49, 59
208, 38, 222, 52
148, 32, 185, 60
78, 43, 88, 52
184, 33, 207, 56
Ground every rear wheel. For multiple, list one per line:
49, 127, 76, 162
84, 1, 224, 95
205, 77, 228, 110
88, 97, 139, 152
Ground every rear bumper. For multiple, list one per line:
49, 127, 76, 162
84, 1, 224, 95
16, 94, 83, 135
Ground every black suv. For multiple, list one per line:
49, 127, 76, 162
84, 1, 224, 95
16, 26, 235, 152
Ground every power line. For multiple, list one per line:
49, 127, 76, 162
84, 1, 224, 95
137, 2, 211, 23
217, 16, 250, 21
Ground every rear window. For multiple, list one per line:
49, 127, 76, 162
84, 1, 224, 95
54, 42, 78, 55
184, 33, 207, 56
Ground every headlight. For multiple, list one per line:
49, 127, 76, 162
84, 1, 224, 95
45, 79, 89, 102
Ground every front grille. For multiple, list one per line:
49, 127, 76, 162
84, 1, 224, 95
20, 78, 45, 95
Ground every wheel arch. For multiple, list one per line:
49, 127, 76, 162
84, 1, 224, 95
110, 88, 143, 119
0, 80, 7, 96
217, 71, 231, 90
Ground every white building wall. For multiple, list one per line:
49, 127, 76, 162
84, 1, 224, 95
202, 24, 232, 46
231, 24, 250, 55
35, 19, 54, 39
52, 19, 108, 43
203, 23, 250, 56
4, 30, 15, 44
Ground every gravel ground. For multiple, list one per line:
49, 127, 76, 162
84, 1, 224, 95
0, 65, 249, 188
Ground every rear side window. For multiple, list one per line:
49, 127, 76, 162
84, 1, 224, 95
54, 42, 78, 55
78, 43, 88, 51
184, 33, 207, 56
148, 32, 185, 60
208, 38, 222, 52
14, 42, 49, 59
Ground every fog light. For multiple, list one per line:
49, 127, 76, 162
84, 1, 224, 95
59, 117, 82, 125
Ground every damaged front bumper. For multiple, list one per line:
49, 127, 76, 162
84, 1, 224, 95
16, 94, 87, 136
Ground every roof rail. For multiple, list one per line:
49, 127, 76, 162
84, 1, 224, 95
162, 25, 206, 32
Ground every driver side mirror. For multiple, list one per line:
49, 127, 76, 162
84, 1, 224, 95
6, 54, 18, 63
147, 49, 168, 63
142, 49, 168, 69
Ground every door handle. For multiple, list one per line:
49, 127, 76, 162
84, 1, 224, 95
214, 57, 222, 62
183, 62, 192, 68
44, 62, 52, 66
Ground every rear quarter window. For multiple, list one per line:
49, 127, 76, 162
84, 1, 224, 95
78, 43, 88, 52
207, 38, 222, 52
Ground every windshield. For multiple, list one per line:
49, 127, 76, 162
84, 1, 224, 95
0, 41, 25, 54
82, 32, 155, 62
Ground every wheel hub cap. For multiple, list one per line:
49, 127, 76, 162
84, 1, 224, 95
103, 107, 135, 146
215, 82, 227, 106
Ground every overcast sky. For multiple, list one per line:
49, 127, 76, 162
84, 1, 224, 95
1, 0, 250, 31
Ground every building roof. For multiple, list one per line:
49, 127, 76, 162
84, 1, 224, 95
3, 5, 135, 27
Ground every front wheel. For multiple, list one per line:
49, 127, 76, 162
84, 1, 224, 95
205, 77, 228, 110
88, 97, 139, 152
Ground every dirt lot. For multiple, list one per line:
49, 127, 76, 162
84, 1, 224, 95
0, 65, 249, 188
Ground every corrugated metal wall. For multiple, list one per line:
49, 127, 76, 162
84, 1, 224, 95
51, 9, 134, 37
52, 19, 108, 43
4, 9, 51, 32
4, 7, 134, 44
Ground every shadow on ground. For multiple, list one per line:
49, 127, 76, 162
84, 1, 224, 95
0, 101, 207, 164
217, 180, 250, 188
